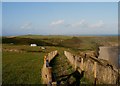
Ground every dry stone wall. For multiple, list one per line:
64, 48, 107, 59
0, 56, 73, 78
64, 51, 118, 84
41, 50, 58, 85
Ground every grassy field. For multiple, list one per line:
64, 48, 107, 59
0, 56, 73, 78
2, 44, 76, 84
3, 35, 118, 51
2, 45, 45, 84
16, 35, 73, 39
2, 35, 118, 84
3, 52, 42, 84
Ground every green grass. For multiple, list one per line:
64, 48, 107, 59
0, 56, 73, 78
3, 35, 118, 52
16, 35, 73, 39
2, 43, 80, 84
2, 44, 60, 84
49, 47, 91, 84
2, 35, 118, 84
50, 47, 75, 75
2, 51, 44, 84
2, 44, 75, 84
50, 49, 75, 84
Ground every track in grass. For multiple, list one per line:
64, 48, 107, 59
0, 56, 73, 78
49, 50, 91, 85
50, 50, 76, 85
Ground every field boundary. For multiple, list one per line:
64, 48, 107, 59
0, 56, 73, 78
64, 51, 119, 84
41, 50, 58, 85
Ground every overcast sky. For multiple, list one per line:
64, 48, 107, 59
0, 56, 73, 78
2, 2, 118, 36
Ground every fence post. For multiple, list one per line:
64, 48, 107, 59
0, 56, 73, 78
47, 67, 52, 85
94, 62, 97, 86
75, 56, 77, 70
81, 58, 84, 71
44, 56, 47, 65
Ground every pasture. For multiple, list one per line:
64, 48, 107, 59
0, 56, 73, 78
2, 35, 118, 84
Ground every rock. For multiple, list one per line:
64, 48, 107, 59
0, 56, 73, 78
64, 51, 119, 84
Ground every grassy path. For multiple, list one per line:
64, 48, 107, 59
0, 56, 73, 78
50, 50, 75, 84
50, 49, 90, 85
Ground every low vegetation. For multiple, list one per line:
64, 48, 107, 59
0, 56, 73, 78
2, 35, 118, 84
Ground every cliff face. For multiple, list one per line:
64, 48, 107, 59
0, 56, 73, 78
64, 51, 118, 84
98, 46, 118, 68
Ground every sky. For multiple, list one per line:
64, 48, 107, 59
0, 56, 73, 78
1, 0, 120, 2
0, 2, 1, 36
2, 2, 118, 36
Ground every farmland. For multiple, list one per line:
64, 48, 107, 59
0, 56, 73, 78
2, 35, 118, 84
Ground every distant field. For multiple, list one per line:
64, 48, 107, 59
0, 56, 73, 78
2, 35, 118, 84
15, 35, 73, 39
3, 35, 118, 51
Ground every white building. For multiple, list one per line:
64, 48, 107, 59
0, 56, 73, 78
30, 44, 37, 46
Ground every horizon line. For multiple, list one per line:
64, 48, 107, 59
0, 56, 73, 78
2, 34, 119, 37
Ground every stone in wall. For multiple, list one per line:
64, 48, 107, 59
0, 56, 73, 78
47, 50, 58, 62
64, 51, 119, 84
42, 50, 58, 84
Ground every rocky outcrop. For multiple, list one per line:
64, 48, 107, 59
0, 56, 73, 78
64, 51, 118, 84
98, 46, 118, 68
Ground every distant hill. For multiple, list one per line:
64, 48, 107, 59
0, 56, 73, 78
2, 37, 54, 46
2, 35, 118, 51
